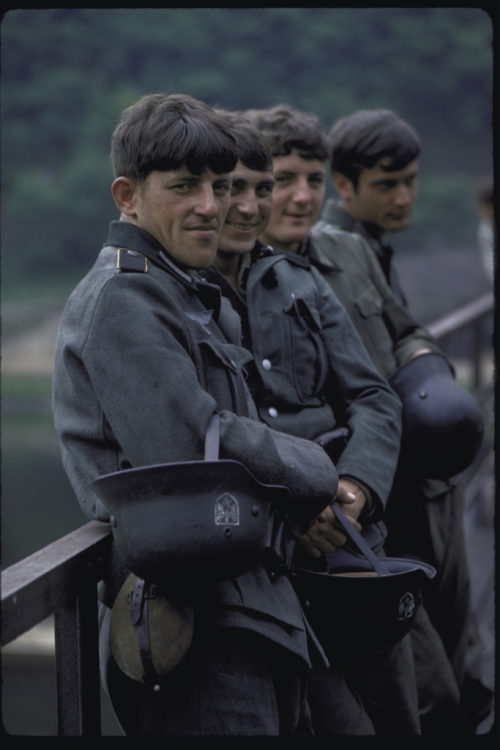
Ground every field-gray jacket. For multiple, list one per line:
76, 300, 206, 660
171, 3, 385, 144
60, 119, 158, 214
316, 199, 408, 305
203, 243, 403, 548
309, 223, 443, 382
52, 221, 342, 666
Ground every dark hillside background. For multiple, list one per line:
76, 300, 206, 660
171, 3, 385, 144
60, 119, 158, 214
1, 8, 493, 293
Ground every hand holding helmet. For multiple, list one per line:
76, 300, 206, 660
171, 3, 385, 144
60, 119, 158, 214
298, 481, 363, 559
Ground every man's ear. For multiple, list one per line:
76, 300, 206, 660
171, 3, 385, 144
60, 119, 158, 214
111, 176, 139, 217
332, 172, 356, 202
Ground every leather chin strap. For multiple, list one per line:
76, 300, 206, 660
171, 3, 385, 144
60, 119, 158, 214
129, 576, 160, 690
204, 413, 221, 461
331, 503, 390, 577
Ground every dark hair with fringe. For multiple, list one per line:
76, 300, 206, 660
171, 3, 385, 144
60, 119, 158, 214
329, 110, 421, 189
110, 93, 238, 182
215, 109, 273, 172
245, 104, 330, 162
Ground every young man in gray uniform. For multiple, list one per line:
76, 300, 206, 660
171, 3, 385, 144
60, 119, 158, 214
203, 111, 422, 735
318, 109, 418, 305
310, 108, 491, 733
51, 93, 352, 736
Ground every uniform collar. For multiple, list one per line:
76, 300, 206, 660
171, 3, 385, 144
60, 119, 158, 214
320, 199, 359, 234
319, 199, 393, 266
299, 235, 343, 274
105, 220, 222, 319
251, 238, 311, 269
106, 221, 197, 287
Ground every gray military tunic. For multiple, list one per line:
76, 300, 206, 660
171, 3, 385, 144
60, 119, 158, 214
202, 244, 421, 735
52, 221, 345, 735
317, 198, 409, 305
203, 244, 404, 552
311, 208, 490, 732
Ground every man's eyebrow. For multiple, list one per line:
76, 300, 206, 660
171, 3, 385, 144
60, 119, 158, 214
274, 170, 323, 177
166, 174, 199, 184
373, 169, 419, 185
372, 177, 399, 185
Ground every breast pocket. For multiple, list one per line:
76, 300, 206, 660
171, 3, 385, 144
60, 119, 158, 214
353, 282, 396, 371
198, 338, 254, 415
353, 283, 384, 319
283, 294, 329, 403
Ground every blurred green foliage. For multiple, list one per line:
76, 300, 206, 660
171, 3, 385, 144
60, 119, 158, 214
1, 8, 493, 289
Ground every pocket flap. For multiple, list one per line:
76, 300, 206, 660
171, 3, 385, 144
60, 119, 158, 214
199, 339, 254, 373
354, 284, 384, 319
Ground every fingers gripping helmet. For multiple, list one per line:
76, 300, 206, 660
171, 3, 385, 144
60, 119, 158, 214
389, 352, 484, 479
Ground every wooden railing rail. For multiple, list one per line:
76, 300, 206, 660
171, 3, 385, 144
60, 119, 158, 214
2, 522, 112, 735
427, 291, 493, 341
1, 292, 494, 735
427, 291, 493, 393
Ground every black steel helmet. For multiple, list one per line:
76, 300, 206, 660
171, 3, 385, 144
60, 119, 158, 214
293, 504, 436, 654
389, 352, 484, 479
91, 416, 291, 585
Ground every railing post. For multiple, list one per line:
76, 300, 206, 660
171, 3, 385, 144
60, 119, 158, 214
55, 575, 101, 736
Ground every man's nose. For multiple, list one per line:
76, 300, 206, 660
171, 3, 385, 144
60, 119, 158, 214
293, 177, 312, 205
195, 185, 218, 217
394, 183, 413, 206
238, 190, 259, 216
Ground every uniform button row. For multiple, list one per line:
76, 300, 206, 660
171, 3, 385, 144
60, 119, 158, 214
268, 407, 278, 418
262, 359, 272, 371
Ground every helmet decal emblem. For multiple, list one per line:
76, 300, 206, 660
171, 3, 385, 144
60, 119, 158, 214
215, 494, 240, 526
398, 592, 415, 620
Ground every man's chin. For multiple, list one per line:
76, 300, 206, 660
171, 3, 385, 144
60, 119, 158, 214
383, 220, 411, 233
277, 232, 310, 248
218, 241, 255, 256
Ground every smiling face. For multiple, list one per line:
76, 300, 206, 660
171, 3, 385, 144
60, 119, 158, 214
112, 166, 232, 274
258, 148, 326, 253
334, 158, 419, 235
218, 160, 275, 255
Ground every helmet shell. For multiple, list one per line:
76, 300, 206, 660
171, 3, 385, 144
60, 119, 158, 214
91, 459, 289, 584
389, 352, 484, 478
294, 551, 436, 654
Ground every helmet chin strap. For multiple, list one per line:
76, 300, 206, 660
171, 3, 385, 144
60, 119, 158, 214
204, 413, 221, 461
329, 503, 389, 577
129, 576, 161, 690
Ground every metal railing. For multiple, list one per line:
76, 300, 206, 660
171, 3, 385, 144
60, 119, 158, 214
1, 291, 494, 735
428, 291, 494, 505
427, 291, 494, 393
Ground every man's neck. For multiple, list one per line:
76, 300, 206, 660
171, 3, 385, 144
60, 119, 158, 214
259, 233, 302, 254
360, 221, 386, 243
337, 200, 386, 242
214, 251, 244, 293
